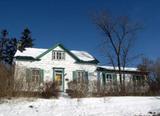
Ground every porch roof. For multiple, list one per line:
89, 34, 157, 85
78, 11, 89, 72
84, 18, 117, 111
97, 66, 149, 75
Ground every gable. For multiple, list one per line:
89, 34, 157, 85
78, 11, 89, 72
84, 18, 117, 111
36, 43, 99, 64
15, 43, 99, 64
36, 43, 79, 60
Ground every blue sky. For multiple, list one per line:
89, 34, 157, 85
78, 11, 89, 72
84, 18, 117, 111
0, 0, 160, 65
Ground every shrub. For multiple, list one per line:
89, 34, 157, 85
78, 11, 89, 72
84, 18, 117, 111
67, 80, 88, 98
41, 81, 59, 98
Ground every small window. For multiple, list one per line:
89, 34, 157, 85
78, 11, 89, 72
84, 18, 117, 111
52, 51, 65, 60
133, 75, 145, 84
106, 74, 112, 82
102, 73, 114, 85
73, 70, 88, 83
31, 69, 41, 83
77, 71, 85, 82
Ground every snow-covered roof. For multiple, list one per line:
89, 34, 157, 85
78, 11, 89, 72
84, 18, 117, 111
71, 50, 95, 62
15, 48, 96, 62
98, 66, 138, 72
14, 48, 47, 58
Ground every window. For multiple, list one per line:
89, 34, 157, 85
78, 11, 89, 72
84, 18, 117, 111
102, 73, 115, 85
31, 69, 41, 82
52, 50, 65, 60
26, 68, 43, 85
106, 74, 112, 82
133, 75, 145, 85
73, 70, 88, 83
77, 71, 85, 82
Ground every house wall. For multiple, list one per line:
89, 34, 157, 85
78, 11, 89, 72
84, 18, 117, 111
15, 46, 98, 91
98, 71, 148, 93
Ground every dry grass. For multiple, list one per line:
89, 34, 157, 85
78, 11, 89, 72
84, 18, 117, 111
41, 81, 60, 98
0, 63, 14, 98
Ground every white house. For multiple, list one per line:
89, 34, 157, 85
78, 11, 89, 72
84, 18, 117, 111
14, 43, 99, 92
14, 43, 148, 92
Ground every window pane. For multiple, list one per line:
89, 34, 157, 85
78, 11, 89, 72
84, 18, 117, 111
56, 52, 58, 59
53, 52, 55, 59
62, 52, 65, 59
59, 52, 62, 59
32, 69, 40, 83
52, 51, 65, 60
77, 71, 86, 82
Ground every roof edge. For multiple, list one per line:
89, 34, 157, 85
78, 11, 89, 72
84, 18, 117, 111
15, 56, 40, 61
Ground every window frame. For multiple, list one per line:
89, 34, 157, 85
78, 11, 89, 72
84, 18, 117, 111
73, 70, 88, 83
31, 68, 41, 83
102, 73, 116, 85
52, 50, 65, 60
77, 70, 85, 82
106, 74, 112, 82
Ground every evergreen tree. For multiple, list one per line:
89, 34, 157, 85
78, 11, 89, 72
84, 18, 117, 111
18, 28, 34, 52
0, 28, 34, 64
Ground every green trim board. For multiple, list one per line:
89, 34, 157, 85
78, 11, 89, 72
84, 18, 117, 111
15, 56, 40, 61
36, 43, 99, 64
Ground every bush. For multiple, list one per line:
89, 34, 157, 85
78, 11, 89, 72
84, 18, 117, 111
67, 80, 88, 98
41, 81, 59, 98
0, 63, 14, 98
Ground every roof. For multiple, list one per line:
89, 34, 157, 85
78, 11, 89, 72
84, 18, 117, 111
98, 66, 138, 71
15, 48, 47, 58
14, 44, 99, 64
70, 50, 95, 62
97, 66, 148, 74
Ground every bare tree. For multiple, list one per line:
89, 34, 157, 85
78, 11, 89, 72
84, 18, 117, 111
93, 11, 142, 92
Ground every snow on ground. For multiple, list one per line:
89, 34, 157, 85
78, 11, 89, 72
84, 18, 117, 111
0, 97, 160, 116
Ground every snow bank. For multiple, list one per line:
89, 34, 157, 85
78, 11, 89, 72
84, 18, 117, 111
0, 97, 160, 116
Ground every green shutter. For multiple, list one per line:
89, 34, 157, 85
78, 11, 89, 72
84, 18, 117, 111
102, 73, 106, 85
26, 68, 31, 83
40, 69, 44, 83
85, 71, 88, 83
73, 71, 77, 81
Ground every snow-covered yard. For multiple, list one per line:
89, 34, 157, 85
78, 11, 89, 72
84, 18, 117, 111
0, 97, 160, 116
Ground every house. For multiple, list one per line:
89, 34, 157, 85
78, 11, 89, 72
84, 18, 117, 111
14, 43, 99, 92
14, 43, 148, 92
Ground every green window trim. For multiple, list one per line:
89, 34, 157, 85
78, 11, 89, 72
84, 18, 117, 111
72, 71, 77, 81
26, 68, 31, 83
72, 70, 89, 83
26, 68, 44, 83
40, 69, 44, 83
102, 72, 117, 85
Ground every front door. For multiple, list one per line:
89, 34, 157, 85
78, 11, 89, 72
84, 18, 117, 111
53, 68, 64, 91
